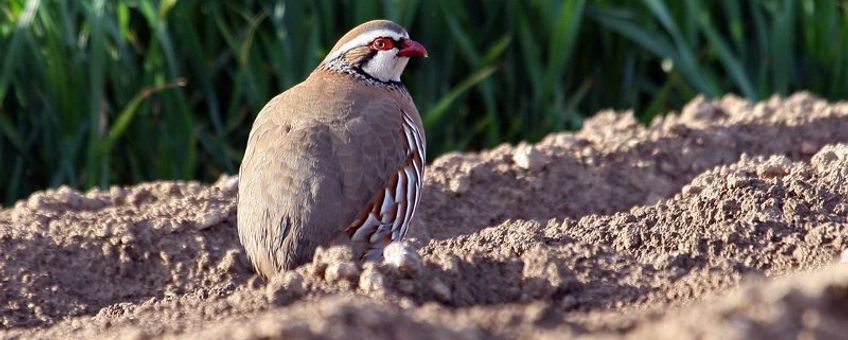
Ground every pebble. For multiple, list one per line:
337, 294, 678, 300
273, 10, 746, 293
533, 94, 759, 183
383, 242, 423, 278
756, 156, 791, 179
216, 249, 241, 273
812, 145, 848, 172
448, 176, 470, 193
215, 175, 239, 194
513, 144, 549, 171
358, 263, 386, 293
324, 262, 360, 283
266, 271, 305, 304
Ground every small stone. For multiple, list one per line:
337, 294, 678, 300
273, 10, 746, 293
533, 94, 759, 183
216, 249, 241, 273
359, 263, 386, 293
615, 227, 642, 250
521, 246, 572, 299
756, 156, 791, 179
266, 271, 305, 304
119, 234, 136, 245
383, 242, 423, 278
26, 193, 48, 210
324, 262, 360, 283
513, 144, 549, 171
818, 149, 839, 161
399, 297, 415, 309
812, 144, 848, 172
215, 175, 239, 194
448, 176, 470, 193
309, 246, 359, 284
55, 186, 83, 208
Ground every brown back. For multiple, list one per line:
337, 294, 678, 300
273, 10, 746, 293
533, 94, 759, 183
237, 69, 422, 277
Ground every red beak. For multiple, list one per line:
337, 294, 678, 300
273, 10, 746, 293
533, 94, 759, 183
397, 39, 428, 58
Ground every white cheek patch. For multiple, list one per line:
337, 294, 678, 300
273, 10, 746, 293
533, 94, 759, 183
361, 50, 410, 82
324, 29, 408, 63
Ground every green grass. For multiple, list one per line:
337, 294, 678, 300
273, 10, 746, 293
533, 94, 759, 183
1, 0, 847, 204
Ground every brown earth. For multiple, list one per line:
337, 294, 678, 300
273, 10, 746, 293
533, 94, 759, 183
2, 92, 848, 339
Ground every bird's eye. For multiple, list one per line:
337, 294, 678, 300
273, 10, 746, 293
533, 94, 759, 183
370, 37, 394, 51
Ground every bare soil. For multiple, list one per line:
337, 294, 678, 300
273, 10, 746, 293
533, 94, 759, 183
2, 92, 848, 339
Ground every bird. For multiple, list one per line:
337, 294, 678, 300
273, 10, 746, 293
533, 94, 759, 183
237, 20, 428, 279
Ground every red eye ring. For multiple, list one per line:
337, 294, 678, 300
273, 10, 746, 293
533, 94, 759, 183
370, 37, 395, 51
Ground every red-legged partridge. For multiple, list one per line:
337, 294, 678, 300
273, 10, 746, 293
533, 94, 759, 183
238, 20, 428, 279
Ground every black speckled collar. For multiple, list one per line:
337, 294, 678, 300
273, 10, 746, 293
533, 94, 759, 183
320, 56, 406, 91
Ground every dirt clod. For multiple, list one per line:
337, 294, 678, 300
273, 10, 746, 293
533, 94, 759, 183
512, 143, 549, 171
382, 241, 423, 278
266, 271, 306, 305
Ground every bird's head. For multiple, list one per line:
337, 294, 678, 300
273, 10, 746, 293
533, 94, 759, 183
321, 20, 428, 84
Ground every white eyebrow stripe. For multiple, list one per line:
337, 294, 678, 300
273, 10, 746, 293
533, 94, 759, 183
323, 29, 408, 62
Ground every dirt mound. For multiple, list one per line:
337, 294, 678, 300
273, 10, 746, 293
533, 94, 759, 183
416, 93, 848, 241
1, 92, 848, 339
624, 264, 848, 339
0, 179, 250, 329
